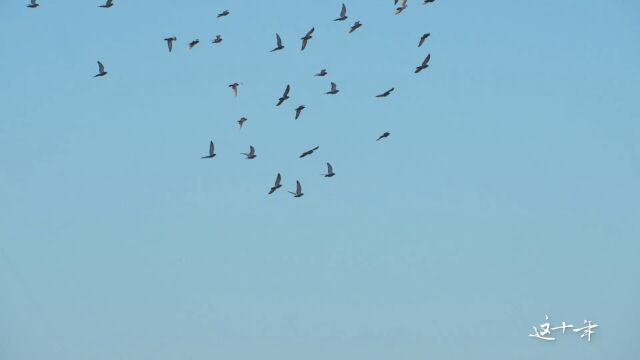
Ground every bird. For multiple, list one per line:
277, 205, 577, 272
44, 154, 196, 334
315, 69, 327, 77
271, 33, 284, 52
27, 0, 39, 8
349, 21, 362, 34
201, 141, 216, 158
288, 181, 304, 198
99, 0, 113, 8
237, 117, 247, 129
326, 82, 339, 95
242, 145, 257, 159
212, 35, 223, 44
396, 0, 408, 14
229, 83, 240, 97
217, 9, 229, 18
334, 3, 348, 21
324, 163, 335, 177
294, 105, 305, 120
164, 37, 177, 52
94, 61, 107, 77
377, 132, 390, 141
276, 84, 290, 106
300, 146, 319, 158
415, 54, 431, 73
423, 0, 435, 4
188, 39, 199, 49
376, 87, 394, 97
268, 173, 282, 194
301, 27, 314, 51
418, 33, 430, 47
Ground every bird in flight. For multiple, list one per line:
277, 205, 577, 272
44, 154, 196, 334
212, 35, 223, 44
376, 87, 394, 97
268, 173, 282, 194
326, 82, 339, 95
334, 3, 348, 21
349, 21, 362, 34
201, 141, 216, 159
27, 0, 39, 8
301, 27, 314, 51
315, 69, 327, 77
377, 132, 390, 141
276, 84, 290, 106
237, 117, 247, 129
217, 9, 229, 18
324, 163, 335, 177
164, 37, 177, 52
423, 0, 435, 4
94, 61, 107, 77
295, 105, 305, 120
242, 145, 257, 159
289, 181, 304, 198
188, 39, 199, 49
396, 0, 408, 14
99, 0, 113, 8
300, 146, 319, 158
229, 83, 240, 97
418, 33, 430, 47
271, 33, 284, 52
415, 54, 431, 73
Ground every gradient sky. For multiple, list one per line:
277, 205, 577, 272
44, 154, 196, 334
1, 0, 639, 359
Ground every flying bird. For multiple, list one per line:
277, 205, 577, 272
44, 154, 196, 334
27, 0, 39, 8
376, 87, 394, 97
334, 3, 348, 21
301, 27, 314, 51
396, 0, 408, 14
242, 145, 257, 159
94, 61, 107, 77
288, 181, 304, 198
349, 21, 362, 33
415, 54, 431, 73
217, 10, 229, 18
99, 0, 113, 8
276, 84, 290, 106
326, 82, 339, 95
212, 35, 223, 44
237, 117, 247, 129
324, 163, 335, 177
229, 82, 240, 97
201, 141, 216, 159
377, 132, 390, 141
300, 146, 319, 158
188, 39, 199, 49
294, 105, 305, 120
164, 37, 177, 52
418, 33, 430, 47
423, 0, 435, 4
268, 173, 282, 194
315, 69, 327, 77
271, 33, 284, 52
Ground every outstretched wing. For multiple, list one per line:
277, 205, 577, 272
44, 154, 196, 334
331, 82, 337, 91
422, 54, 431, 66
306, 27, 315, 37
106, 0, 113, 6
209, 141, 215, 156
97, 61, 104, 72
275, 173, 281, 186
231, 85, 238, 97
276, 33, 282, 47
327, 163, 333, 173
283, 84, 290, 97
249, 145, 255, 156
31, 0, 37, 5
301, 38, 308, 50
296, 181, 302, 193
340, 3, 347, 17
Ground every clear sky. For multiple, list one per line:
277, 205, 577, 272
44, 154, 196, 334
1, 0, 639, 359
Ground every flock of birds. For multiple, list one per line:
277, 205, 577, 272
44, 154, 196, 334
27, 0, 436, 198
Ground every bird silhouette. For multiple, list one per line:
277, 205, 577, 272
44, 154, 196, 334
229, 83, 240, 97
415, 54, 431, 73
396, 0, 408, 14
217, 10, 229, 18
423, 0, 435, 4
201, 141, 216, 158
237, 117, 247, 129
334, 3, 348, 21
288, 181, 304, 198
315, 69, 328, 77
188, 39, 199, 49
377, 132, 390, 141
301, 27, 314, 51
212, 35, 223, 44
242, 145, 257, 159
164, 37, 176, 52
376, 87, 394, 97
295, 105, 305, 120
324, 163, 335, 177
276, 84, 290, 106
94, 61, 107, 77
300, 146, 319, 158
271, 33, 284, 52
418, 33, 430, 47
326, 82, 339, 95
268, 173, 282, 194
99, 0, 113, 8
349, 21, 362, 34
27, 0, 39, 8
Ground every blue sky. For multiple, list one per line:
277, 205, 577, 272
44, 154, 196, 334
1, 0, 639, 359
